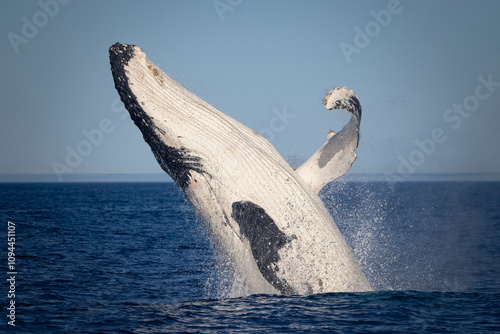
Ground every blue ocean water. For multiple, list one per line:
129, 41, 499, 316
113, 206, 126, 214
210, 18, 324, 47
1, 181, 499, 333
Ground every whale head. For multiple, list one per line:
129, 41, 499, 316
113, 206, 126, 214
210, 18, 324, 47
109, 43, 276, 190
110, 43, 210, 188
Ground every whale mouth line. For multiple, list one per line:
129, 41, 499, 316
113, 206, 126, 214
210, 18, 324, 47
109, 43, 209, 188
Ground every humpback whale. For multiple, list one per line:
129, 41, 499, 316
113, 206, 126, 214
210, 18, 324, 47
109, 43, 372, 295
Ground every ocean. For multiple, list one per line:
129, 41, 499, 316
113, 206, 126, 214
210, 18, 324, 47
1, 181, 499, 333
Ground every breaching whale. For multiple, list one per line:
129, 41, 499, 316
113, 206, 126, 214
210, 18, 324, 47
109, 43, 372, 295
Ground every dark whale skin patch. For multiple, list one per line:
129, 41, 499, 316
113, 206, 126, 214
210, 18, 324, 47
231, 201, 295, 295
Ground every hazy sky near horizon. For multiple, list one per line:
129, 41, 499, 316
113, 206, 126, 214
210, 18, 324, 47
1, 0, 499, 181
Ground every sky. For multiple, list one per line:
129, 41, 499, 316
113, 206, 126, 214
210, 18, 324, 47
1, 0, 499, 182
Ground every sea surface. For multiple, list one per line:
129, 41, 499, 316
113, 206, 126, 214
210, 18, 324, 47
1, 181, 499, 333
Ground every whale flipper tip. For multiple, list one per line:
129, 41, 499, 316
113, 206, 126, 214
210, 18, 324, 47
296, 86, 362, 193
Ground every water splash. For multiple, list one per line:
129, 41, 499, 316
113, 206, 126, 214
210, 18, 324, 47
320, 180, 395, 290
320, 181, 497, 293
194, 181, 495, 296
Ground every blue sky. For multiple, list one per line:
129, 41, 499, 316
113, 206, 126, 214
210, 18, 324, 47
1, 0, 499, 181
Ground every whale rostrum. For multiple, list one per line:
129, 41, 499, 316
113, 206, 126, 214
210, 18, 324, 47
109, 43, 372, 295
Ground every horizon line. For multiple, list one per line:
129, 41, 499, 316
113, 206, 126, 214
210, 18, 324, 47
0, 172, 499, 183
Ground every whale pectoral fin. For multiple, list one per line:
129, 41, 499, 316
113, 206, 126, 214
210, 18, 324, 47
296, 87, 362, 193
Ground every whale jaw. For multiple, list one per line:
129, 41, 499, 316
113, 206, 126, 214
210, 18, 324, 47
109, 43, 208, 188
